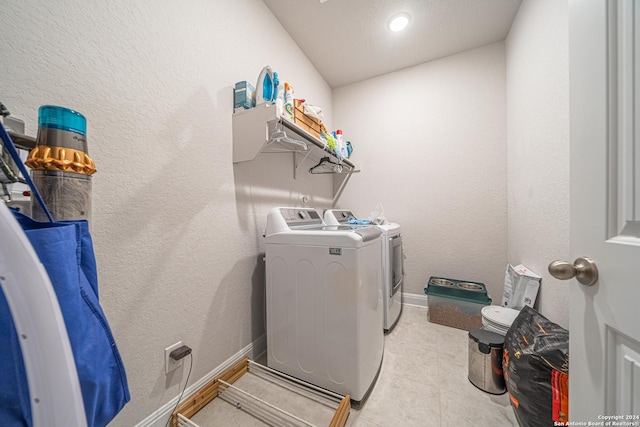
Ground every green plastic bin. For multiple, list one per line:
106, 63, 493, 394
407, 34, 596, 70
425, 276, 492, 330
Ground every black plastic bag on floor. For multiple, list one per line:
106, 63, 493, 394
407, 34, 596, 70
503, 306, 569, 427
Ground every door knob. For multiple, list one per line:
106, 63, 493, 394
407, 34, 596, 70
548, 257, 598, 286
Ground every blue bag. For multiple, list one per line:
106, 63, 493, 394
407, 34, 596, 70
0, 123, 129, 426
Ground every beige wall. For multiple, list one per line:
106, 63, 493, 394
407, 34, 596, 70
506, 0, 570, 328
0, 0, 335, 425
333, 43, 508, 304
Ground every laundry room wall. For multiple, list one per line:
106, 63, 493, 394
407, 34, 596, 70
505, 0, 570, 329
0, 0, 335, 425
333, 42, 508, 305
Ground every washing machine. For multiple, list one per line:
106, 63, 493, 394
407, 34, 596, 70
264, 207, 384, 402
324, 209, 403, 332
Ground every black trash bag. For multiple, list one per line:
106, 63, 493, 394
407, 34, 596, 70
503, 306, 569, 427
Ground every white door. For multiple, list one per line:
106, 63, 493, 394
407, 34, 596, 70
567, 0, 640, 422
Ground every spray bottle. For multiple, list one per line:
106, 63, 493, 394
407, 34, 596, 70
335, 129, 346, 159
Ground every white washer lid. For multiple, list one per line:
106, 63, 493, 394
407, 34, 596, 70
481, 306, 520, 327
376, 222, 400, 234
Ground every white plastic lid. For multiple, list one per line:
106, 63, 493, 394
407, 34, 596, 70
481, 306, 520, 327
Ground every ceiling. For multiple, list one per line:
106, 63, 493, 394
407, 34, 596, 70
263, 0, 523, 88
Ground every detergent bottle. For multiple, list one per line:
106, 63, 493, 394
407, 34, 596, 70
256, 66, 276, 105
284, 82, 294, 121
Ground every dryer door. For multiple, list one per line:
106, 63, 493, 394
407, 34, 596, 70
390, 234, 403, 297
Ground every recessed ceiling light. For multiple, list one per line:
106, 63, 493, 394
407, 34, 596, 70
388, 12, 410, 32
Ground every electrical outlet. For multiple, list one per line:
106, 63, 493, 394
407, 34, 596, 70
165, 341, 184, 374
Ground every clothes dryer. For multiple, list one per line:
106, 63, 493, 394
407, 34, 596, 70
324, 210, 403, 332
264, 207, 384, 402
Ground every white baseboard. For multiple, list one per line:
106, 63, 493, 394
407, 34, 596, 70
402, 292, 428, 308
135, 334, 267, 427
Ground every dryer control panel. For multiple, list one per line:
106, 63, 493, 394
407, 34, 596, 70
334, 210, 354, 224
280, 208, 323, 227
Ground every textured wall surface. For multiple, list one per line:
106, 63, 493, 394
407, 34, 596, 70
506, 0, 570, 329
0, 0, 572, 423
0, 0, 335, 425
333, 43, 508, 303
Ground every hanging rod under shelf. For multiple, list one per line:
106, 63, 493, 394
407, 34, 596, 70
278, 118, 356, 170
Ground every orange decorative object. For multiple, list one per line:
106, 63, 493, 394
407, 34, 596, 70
25, 145, 96, 175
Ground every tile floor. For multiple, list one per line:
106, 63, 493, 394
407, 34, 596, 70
188, 305, 518, 427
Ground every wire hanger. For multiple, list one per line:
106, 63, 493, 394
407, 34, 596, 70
267, 121, 307, 151
309, 156, 343, 174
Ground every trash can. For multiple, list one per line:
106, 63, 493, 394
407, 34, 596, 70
468, 329, 506, 394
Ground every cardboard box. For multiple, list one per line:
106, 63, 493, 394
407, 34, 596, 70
234, 81, 255, 110
293, 117, 321, 139
293, 100, 322, 138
